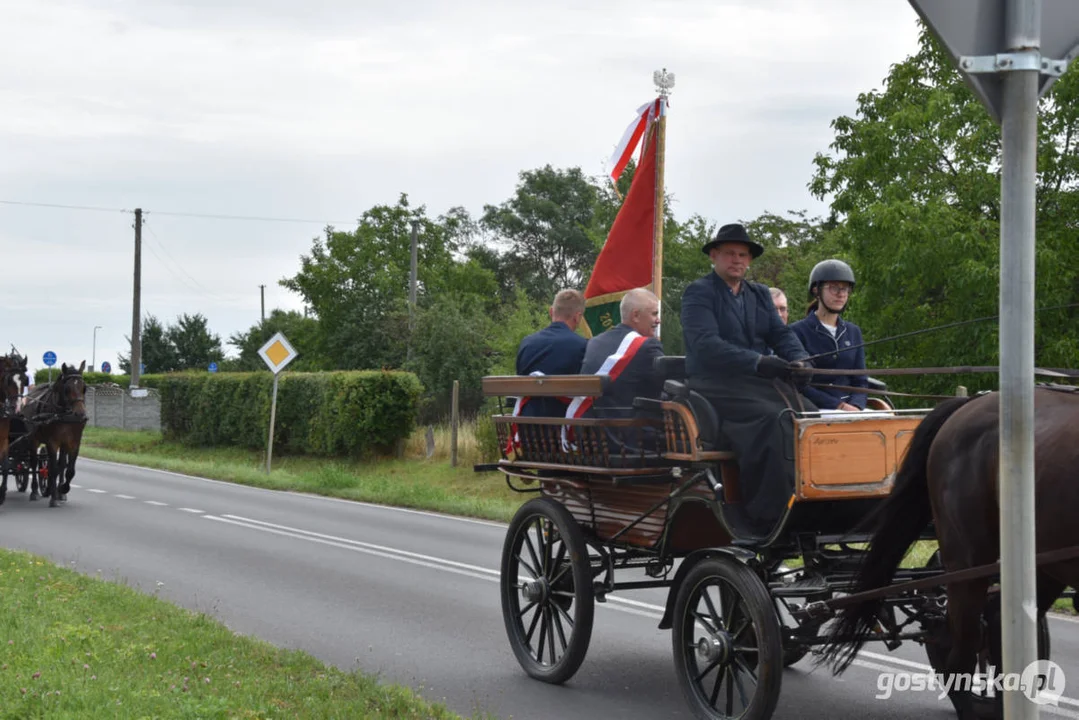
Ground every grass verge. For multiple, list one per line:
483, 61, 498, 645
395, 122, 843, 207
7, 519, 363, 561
78, 426, 525, 524
0, 548, 475, 719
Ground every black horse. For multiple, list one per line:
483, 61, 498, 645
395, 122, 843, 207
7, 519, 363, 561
22, 361, 88, 507
818, 386, 1079, 719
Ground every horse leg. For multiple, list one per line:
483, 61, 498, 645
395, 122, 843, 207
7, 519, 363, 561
47, 444, 61, 508
61, 441, 78, 500
942, 579, 994, 720
29, 443, 41, 501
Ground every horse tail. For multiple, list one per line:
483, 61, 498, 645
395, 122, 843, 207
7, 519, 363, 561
817, 395, 973, 674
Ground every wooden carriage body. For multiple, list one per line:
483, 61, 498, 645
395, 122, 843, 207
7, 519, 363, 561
484, 374, 926, 552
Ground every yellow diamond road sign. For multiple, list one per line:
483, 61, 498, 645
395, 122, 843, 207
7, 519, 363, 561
258, 332, 298, 374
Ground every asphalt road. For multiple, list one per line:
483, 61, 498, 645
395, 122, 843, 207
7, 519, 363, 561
2, 458, 1079, 719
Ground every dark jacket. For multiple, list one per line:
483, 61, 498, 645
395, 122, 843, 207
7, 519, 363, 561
789, 312, 867, 409
580, 324, 664, 417
681, 273, 808, 382
516, 321, 587, 417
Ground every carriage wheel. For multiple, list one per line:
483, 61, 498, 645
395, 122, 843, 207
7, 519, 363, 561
15, 464, 28, 493
501, 497, 595, 685
672, 557, 783, 720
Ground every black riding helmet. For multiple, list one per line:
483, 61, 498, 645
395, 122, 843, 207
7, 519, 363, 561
808, 259, 856, 299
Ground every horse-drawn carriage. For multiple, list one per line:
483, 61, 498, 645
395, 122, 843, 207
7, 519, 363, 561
0, 355, 88, 507
479, 358, 1074, 720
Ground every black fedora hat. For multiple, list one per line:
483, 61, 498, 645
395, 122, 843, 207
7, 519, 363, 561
701, 223, 764, 258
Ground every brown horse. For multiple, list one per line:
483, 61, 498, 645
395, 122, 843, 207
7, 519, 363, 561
0, 352, 29, 504
22, 361, 87, 507
818, 386, 1079, 719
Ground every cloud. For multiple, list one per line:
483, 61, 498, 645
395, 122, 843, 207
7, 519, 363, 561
0, 0, 921, 373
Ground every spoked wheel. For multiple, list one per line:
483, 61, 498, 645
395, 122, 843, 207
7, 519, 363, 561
672, 557, 783, 720
500, 497, 595, 684
15, 463, 29, 493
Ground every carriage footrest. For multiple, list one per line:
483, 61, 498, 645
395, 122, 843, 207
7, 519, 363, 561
790, 600, 833, 623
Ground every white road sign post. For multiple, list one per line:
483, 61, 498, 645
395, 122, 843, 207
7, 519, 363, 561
907, 1, 1079, 716
258, 332, 298, 474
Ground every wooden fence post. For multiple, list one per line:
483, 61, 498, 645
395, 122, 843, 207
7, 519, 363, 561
956, 385, 969, 397
451, 380, 459, 468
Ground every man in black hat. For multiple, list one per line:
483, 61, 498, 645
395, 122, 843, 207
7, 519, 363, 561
680, 223, 815, 534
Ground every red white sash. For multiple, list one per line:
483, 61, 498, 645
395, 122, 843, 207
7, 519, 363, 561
562, 330, 648, 451
505, 371, 544, 454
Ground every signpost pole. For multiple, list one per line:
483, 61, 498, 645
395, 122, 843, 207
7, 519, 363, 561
266, 372, 279, 474
999, 0, 1040, 715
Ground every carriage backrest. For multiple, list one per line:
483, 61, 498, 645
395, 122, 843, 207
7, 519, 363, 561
482, 375, 605, 399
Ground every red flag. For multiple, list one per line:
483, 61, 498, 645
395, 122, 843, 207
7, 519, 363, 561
583, 120, 659, 336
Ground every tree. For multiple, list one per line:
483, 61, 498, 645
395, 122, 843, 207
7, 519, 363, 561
118, 315, 179, 374
809, 25, 1079, 395
280, 194, 462, 371
481, 166, 601, 304
168, 313, 225, 370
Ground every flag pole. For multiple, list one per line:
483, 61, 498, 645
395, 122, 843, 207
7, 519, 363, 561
652, 68, 675, 339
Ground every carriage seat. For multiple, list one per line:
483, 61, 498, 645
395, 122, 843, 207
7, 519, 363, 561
653, 356, 732, 452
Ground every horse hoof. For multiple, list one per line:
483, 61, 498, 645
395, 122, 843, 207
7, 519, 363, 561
29, 494, 39, 501
968, 694, 1003, 720
59, 494, 67, 502
49, 499, 58, 508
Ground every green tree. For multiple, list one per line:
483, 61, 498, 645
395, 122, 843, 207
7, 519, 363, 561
280, 194, 461, 370
481, 166, 601, 304
118, 314, 180, 374
168, 313, 225, 370
809, 25, 1079, 395
407, 295, 494, 421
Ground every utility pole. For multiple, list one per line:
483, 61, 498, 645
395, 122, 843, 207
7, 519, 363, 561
407, 220, 419, 362
259, 284, 266, 323
130, 208, 143, 389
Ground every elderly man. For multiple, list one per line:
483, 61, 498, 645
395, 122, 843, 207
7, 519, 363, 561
769, 287, 790, 325
681, 223, 815, 534
515, 288, 588, 417
577, 288, 664, 415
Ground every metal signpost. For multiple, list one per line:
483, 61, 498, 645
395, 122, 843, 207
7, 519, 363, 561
257, 332, 298, 474
907, 1, 1079, 716
43, 351, 56, 382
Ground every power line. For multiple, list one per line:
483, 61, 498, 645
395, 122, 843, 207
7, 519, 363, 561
0, 199, 129, 214
0, 198, 354, 225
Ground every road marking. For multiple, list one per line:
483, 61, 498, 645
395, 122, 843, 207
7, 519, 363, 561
114, 494, 135, 500
86, 489, 107, 494
179, 508, 204, 514
144, 500, 167, 507
80, 457, 505, 528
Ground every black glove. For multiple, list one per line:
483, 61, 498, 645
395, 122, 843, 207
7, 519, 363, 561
790, 360, 813, 390
756, 355, 791, 380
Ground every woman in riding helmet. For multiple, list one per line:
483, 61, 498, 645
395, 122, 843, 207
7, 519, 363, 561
789, 259, 868, 411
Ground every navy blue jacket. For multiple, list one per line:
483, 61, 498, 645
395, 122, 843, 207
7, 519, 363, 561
515, 321, 587, 417
789, 312, 867, 409
681, 273, 808, 382
580, 324, 665, 417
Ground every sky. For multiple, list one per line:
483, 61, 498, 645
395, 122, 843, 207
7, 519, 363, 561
0, 0, 922, 376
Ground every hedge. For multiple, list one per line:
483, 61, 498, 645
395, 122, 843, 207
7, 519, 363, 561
157, 370, 423, 458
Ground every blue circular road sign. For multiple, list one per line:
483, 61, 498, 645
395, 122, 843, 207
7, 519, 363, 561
101, 361, 112, 374
208, 362, 218, 373
42, 351, 56, 367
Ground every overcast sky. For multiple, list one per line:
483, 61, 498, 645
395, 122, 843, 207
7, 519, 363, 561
0, 0, 921, 375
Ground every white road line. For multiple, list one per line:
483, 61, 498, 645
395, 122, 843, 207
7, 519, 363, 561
69, 484, 81, 488
114, 494, 135, 500
79, 457, 505, 528
179, 508, 204, 514
144, 500, 167, 507
86, 489, 107, 494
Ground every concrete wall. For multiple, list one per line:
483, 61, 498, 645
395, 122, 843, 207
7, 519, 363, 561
86, 385, 161, 432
